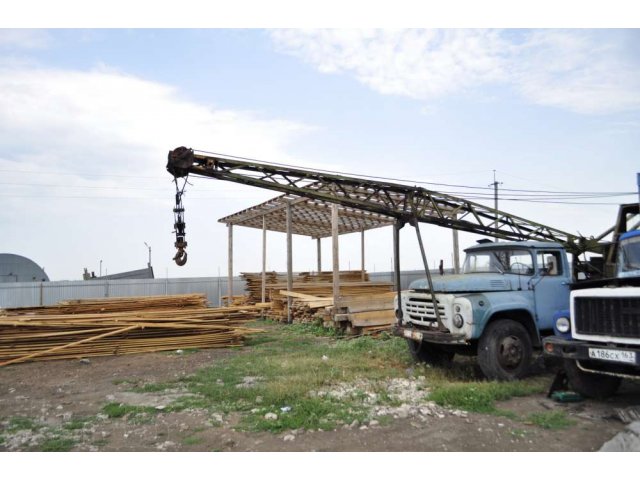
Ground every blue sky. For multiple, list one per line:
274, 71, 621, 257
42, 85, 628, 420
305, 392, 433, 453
0, 27, 639, 280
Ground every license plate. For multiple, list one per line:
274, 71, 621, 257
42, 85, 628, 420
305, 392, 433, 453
402, 328, 423, 342
588, 348, 636, 364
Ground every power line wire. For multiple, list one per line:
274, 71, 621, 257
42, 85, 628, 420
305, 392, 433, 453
1, 154, 633, 197
193, 149, 633, 195
1, 179, 635, 199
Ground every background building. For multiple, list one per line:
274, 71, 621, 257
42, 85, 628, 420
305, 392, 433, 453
0, 253, 49, 283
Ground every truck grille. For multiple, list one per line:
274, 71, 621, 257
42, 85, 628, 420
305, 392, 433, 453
574, 297, 640, 338
404, 296, 448, 324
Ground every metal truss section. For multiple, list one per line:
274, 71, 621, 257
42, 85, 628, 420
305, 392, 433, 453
167, 146, 604, 256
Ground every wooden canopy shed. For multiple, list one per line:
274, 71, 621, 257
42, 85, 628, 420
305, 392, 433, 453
218, 192, 395, 321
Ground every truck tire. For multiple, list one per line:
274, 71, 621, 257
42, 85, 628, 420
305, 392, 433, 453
478, 319, 532, 381
563, 359, 621, 399
406, 339, 454, 367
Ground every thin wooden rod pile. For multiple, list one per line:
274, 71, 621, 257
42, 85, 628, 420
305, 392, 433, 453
0, 294, 267, 366
1, 293, 209, 316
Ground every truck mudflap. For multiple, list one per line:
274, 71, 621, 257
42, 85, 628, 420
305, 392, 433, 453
544, 336, 640, 379
393, 326, 468, 345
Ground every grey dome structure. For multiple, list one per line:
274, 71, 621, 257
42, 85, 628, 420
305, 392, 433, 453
0, 253, 49, 283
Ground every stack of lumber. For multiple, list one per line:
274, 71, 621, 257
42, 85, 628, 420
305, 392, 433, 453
221, 295, 249, 307
331, 291, 397, 335
241, 270, 369, 304
272, 281, 393, 326
0, 294, 267, 367
2, 293, 208, 316
298, 271, 369, 283
241, 272, 286, 303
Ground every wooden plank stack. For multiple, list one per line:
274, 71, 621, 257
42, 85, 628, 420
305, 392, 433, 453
240, 271, 286, 303
331, 292, 397, 335
0, 294, 266, 366
273, 284, 395, 335
269, 281, 393, 322
238, 269, 396, 334
240, 270, 369, 304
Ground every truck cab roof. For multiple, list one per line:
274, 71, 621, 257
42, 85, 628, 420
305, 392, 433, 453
464, 240, 565, 253
620, 230, 640, 241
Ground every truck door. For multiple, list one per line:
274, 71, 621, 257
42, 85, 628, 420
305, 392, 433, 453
532, 250, 570, 329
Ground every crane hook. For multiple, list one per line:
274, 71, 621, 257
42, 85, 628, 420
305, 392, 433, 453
173, 248, 187, 266
172, 178, 188, 266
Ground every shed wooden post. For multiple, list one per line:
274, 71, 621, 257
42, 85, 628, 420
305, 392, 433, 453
286, 201, 293, 324
227, 223, 233, 306
316, 238, 322, 274
393, 221, 403, 326
262, 215, 267, 303
360, 228, 365, 281
332, 203, 340, 307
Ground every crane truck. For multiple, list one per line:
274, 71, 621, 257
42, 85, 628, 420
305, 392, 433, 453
166, 146, 607, 381
543, 203, 640, 398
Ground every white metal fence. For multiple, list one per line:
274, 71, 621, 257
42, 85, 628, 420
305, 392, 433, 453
0, 270, 441, 309
0, 277, 246, 309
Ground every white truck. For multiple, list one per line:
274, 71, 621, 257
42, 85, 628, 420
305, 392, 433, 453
543, 205, 640, 398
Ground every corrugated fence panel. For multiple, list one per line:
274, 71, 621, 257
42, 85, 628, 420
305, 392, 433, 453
0, 271, 443, 309
0, 282, 40, 308
0, 277, 247, 309
42, 281, 106, 305
107, 280, 166, 299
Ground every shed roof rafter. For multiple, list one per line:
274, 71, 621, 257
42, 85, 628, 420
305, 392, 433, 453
218, 191, 395, 238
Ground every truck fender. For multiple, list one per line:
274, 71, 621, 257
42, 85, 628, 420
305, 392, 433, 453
481, 308, 540, 347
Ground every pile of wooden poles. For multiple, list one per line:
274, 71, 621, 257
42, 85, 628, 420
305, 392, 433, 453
0, 294, 266, 367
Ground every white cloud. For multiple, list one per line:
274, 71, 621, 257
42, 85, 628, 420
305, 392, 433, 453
271, 28, 640, 114
512, 30, 640, 114
0, 29, 51, 49
272, 29, 507, 100
0, 65, 313, 174
0, 65, 314, 280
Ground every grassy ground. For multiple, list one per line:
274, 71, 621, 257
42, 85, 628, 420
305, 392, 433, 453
1, 320, 560, 451
111, 321, 549, 432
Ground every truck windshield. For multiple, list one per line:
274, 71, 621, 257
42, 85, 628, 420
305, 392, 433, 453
618, 235, 640, 277
463, 249, 534, 275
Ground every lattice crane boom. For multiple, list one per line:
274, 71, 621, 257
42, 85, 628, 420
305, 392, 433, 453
167, 146, 604, 265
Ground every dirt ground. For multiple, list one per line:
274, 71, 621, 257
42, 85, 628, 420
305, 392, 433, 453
1, 344, 638, 452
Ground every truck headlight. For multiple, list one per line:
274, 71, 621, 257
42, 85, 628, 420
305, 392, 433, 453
555, 316, 571, 333
453, 314, 464, 328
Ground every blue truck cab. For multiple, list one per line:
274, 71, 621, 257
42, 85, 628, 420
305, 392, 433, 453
396, 240, 572, 380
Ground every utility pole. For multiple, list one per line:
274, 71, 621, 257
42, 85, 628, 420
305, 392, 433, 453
144, 242, 152, 267
489, 170, 503, 242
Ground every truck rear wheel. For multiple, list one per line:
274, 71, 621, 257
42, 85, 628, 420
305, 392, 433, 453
563, 359, 621, 399
406, 339, 454, 367
478, 319, 532, 381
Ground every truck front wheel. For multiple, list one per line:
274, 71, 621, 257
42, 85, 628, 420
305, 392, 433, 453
406, 339, 454, 367
563, 359, 621, 399
478, 319, 532, 381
